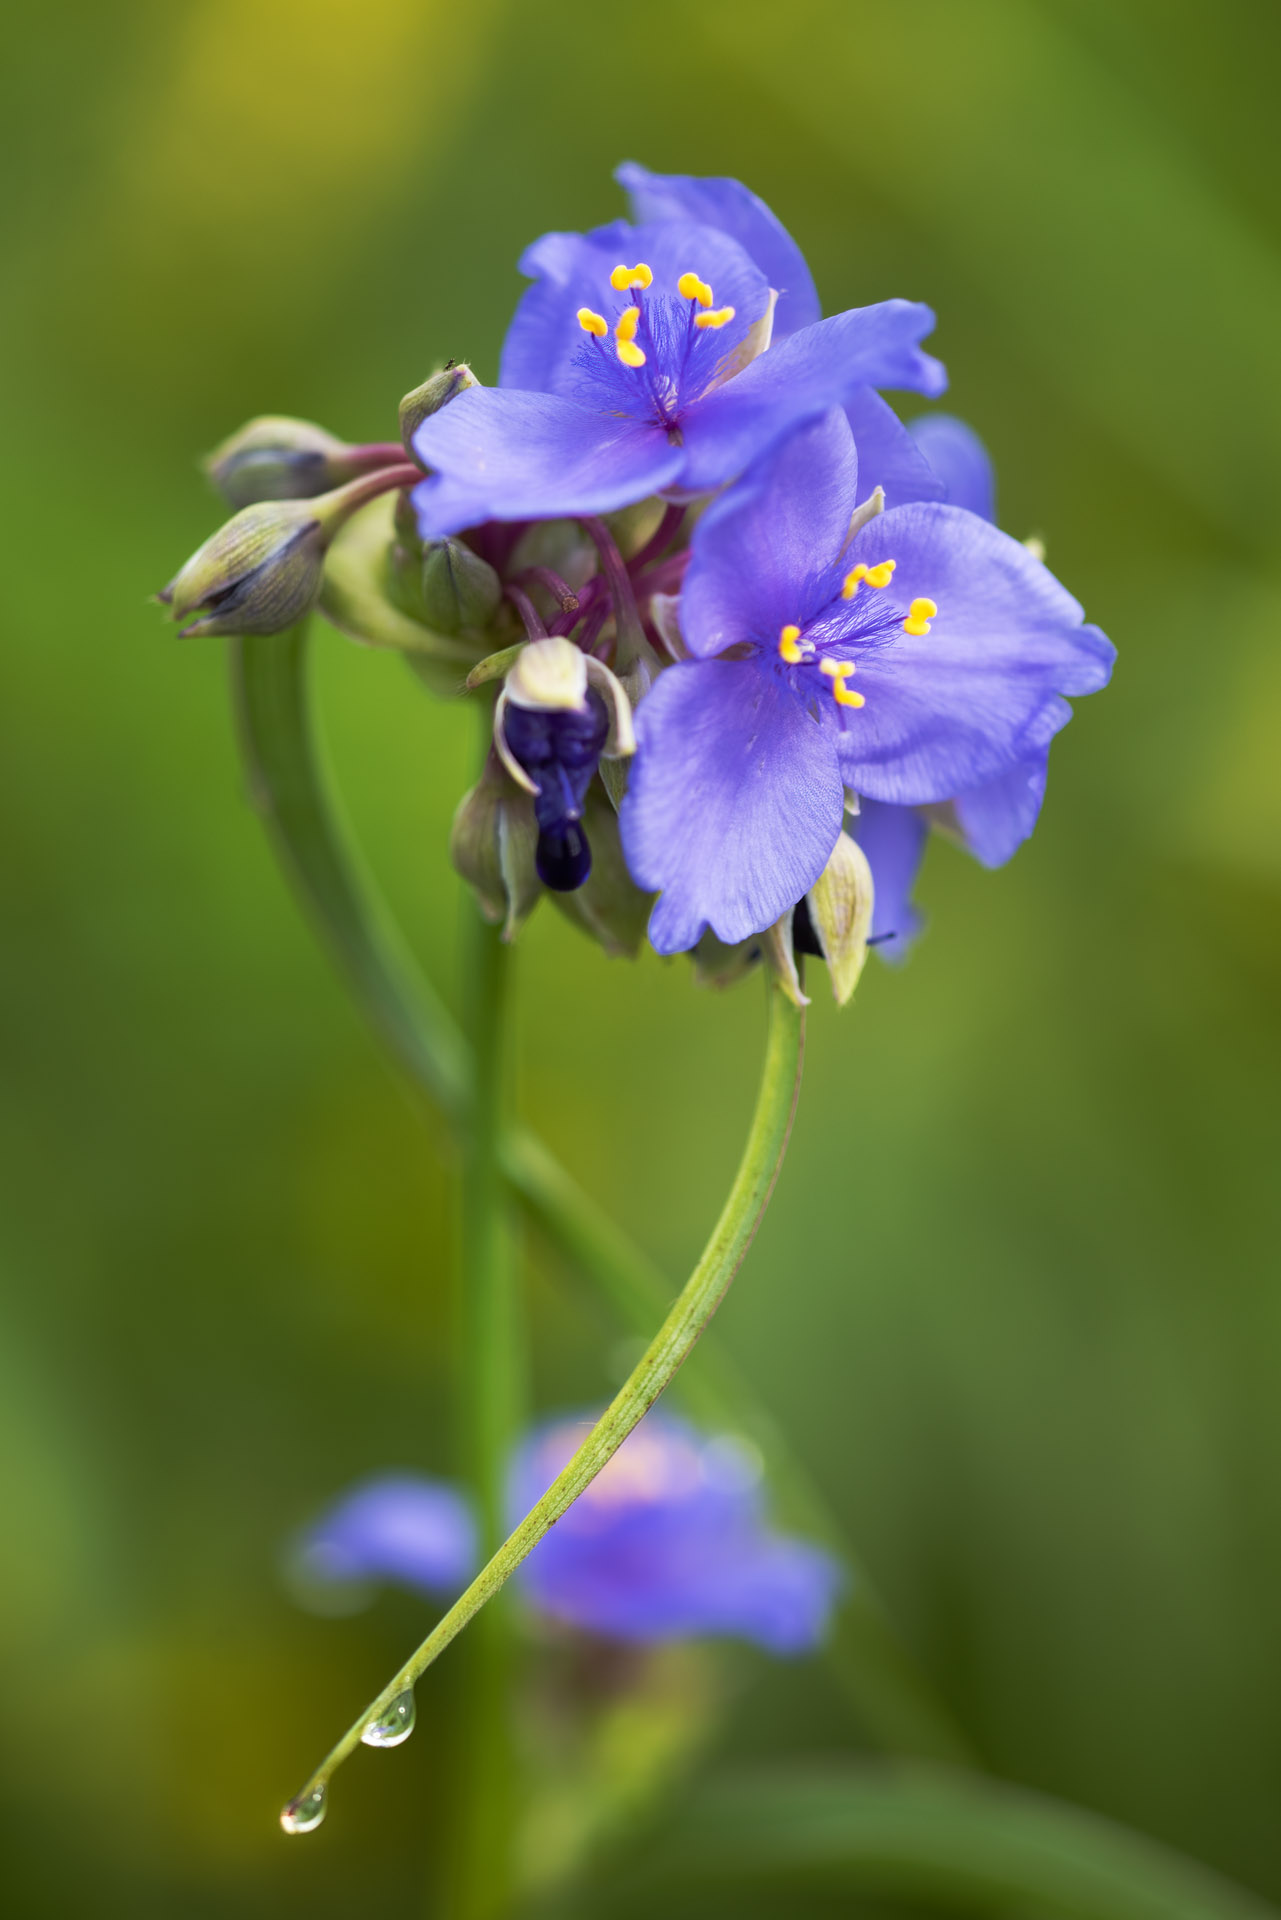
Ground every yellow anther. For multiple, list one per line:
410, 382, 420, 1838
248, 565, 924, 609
840, 565, 866, 598
610, 262, 653, 291
778, 624, 805, 664
833, 680, 866, 709
615, 305, 640, 343
820, 658, 854, 678
903, 596, 937, 637
694, 305, 736, 330
677, 271, 713, 307
577, 307, 608, 337
864, 559, 896, 588
615, 340, 647, 368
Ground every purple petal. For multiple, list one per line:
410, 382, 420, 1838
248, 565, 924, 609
412, 390, 683, 533
849, 798, 928, 961
499, 219, 771, 400
835, 503, 1115, 804
680, 409, 859, 657
679, 302, 947, 494
953, 755, 1048, 866
844, 388, 945, 508
616, 161, 822, 340
908, 413, 997, 522
621, 657, 845, 951
299, 1474, 477, 1595
510, 1411, 841, 1654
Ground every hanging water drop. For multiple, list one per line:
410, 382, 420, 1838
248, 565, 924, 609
279, 1783, 327, 1834
361, 1688, 416, 1749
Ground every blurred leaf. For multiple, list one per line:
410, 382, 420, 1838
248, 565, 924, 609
622, 1765, 1278, 1920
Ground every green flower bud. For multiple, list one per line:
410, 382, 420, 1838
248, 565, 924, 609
399, 364, 478, 451
160, 471, 408, 639
205, 415, 398, 510
690, 929, 763, 991
420, 537, 502, 636
450, 753, 540, 940
804, 830, 874, 1007
160, 498, 329, 638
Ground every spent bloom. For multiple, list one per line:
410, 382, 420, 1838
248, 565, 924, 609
411, 169, 945, 535
620, 406, 1115, 953
295, 1410, 841, 1656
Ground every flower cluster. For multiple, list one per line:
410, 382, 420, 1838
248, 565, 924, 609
293, 1410, 842, 1656
164, 164, 1113, 996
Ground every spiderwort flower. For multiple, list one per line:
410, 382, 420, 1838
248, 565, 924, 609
411, 196, 945, 534
494, 637, 635, 891
616, 162, 948, 512
294, 1412, 841, 1655
619, 407, 1114, 954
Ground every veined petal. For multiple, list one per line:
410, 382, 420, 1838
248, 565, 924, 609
298, 1475, 477, 1595
621, 658, 844, 952
845, 388, 945, 508
678, 302, 947, 494
953, 755, 1048, 866
908, 413, 997, 522
835, 503, 1115, 803
681, 408, 859, 658
849, 798, 928, 960
616, 161, 821, 341
499, 219, 771, 400
412, 390, 683, 534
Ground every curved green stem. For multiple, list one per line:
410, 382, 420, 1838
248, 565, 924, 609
283, 973, 805, 1821
232, 621, 972, 1767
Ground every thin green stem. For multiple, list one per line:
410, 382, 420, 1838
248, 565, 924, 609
282, 975, 805, 1822
448, 715, 521, 1919
233, 620, 972, 1768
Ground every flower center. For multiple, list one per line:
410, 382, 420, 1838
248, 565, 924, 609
776, 559, 940, 713
576, 261, 736, 374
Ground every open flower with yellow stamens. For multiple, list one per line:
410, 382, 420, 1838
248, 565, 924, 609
412, 210, 944, 534
619, 408, 1114, 954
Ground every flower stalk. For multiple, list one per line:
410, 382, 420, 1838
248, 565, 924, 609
282, 968, 806, 1823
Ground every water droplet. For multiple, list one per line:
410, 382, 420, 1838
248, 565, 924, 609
361, 1689, 416, 1749
280, 1784, 327, 1834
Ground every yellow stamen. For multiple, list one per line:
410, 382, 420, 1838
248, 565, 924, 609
577, 307, 608, 337
903, 596, 937, 637
677, 271, 713, 307
820, 658, 853, 677
841, 557, 895, 597
694, 305, 736, 330
613, 304, 646, 367
616, 340, 646, 368
833, 680, 866, 708
610, 262, 653, 291
615, 305, 640, 342
778, 624, 805, 664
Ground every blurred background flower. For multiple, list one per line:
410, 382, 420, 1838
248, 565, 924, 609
4, 0, 1281, 1913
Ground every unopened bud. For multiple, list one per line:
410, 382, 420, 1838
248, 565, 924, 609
801, 831, 875, 1007
400, 364, 478, 451
205, 415, 395, 510
160, 474, 395, 638
450, 753, 541, 940
549, 784, 652, 959
160, 499, 328, 637
420, 538, 502, 636
690, 929, 763, 991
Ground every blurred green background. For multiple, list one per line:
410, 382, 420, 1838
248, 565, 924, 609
4, 0, 1281, 1911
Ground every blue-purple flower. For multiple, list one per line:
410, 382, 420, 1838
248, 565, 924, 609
619, 407, 1115, 954
411, 171, 945, 536
294, 1411, 841, 1656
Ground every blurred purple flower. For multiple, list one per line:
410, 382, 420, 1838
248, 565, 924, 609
512, 1411, 841, 1655
411, 168, 945, 536
619, 406, 1114, 954
293, 1412, 841, 1657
